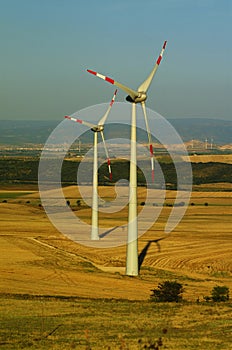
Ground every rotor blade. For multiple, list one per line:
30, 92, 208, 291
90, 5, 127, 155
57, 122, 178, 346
98, 89, 117, 126
141, 102, 154, 182
100, 130, 112, 180
65, 115, 97, 129
87, 69, 139, 100
138, 40, 167, 93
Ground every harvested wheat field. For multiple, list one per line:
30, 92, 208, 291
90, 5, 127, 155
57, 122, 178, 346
0, 186, 232, 349
182, 154, 232, 164
0, 186, 231, 300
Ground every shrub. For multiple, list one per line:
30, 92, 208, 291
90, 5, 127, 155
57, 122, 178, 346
204, 285, 229, 302
211, 286, 229, 302
151, 281, 184, 302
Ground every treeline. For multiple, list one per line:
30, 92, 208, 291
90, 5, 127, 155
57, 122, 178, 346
0, 159, 231, 186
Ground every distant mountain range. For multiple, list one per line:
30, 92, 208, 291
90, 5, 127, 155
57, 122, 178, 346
0, 118, 231, 146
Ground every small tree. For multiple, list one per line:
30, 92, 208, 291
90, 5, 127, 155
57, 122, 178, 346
211, 286, 229, 302
151, 281, 184, 302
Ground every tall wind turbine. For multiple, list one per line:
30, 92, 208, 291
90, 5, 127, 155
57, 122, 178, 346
65, 89, 117, 240
87, 41, 167, 275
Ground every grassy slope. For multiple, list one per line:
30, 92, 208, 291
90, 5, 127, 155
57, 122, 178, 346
1, 296, 232, 349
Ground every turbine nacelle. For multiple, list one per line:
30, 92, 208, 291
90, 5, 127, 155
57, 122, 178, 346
126, 91, 147, 104
91, 125, 104, 132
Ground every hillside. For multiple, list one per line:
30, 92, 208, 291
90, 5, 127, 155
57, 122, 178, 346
0, 158, 231, 188
0, 118, 231, 145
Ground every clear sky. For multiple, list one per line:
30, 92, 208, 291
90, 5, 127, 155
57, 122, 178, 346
0, 0, 231, 121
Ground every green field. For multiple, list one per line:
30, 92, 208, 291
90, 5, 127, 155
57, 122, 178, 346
1, 295, 232, 349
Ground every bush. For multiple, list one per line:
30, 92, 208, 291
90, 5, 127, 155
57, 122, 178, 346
211, 286, 229, 302
204, 285, 229, 302
151, 281, 184, 302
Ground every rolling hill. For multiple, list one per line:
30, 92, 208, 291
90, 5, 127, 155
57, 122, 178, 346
0, 118, 231, 145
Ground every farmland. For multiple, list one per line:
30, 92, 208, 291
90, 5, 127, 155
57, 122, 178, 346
0, 184, 231, 349
0, 151, 231, 349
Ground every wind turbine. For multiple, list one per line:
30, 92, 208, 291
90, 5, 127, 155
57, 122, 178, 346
87, 41, 167, 275
65, 89, 117, 240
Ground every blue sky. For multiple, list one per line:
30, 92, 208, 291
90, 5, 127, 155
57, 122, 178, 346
0, 0, 231, 120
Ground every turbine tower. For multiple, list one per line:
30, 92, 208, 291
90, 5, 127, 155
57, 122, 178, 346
210, 138, 213, 150
65, 89, 117, 240
87, 42, 167, 275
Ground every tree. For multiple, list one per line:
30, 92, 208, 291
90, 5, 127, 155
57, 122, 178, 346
151, 281, 184, 302
211, 286, 229, 302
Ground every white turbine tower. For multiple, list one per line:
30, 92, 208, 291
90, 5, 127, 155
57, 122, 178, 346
210, 138, 213, 150
65, 89, 117, 240
87, 41, 167, 275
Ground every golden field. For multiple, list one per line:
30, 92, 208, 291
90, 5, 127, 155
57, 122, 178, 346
0, 186, 231, 349
182, 153, 232, 164
0, 186, 231, 300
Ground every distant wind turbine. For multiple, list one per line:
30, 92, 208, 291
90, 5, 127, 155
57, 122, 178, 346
65, 89, 117, 240
87, 41, 167, 275
210, 138, 213, 150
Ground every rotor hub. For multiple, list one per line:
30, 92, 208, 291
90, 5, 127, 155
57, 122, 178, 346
91, 125, 104, 132
126, 92, 147, 103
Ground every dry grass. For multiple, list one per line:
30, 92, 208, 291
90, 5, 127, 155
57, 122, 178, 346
0, 186, 231, 301
0, 295, 232, 349
182, 154, 232, 164
0, 186, 232, 349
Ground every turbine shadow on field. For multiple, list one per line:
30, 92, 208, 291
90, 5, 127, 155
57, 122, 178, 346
99, 226, 119, 239
138, 236, 169, 271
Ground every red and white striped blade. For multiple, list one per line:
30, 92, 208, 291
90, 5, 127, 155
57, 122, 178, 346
100, 131, 112, 180
65, 115, 96, 129
87, 69, 139, 100
138, 40, 167, 93
141, 102, 155, 182
98, 89, 117, 126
